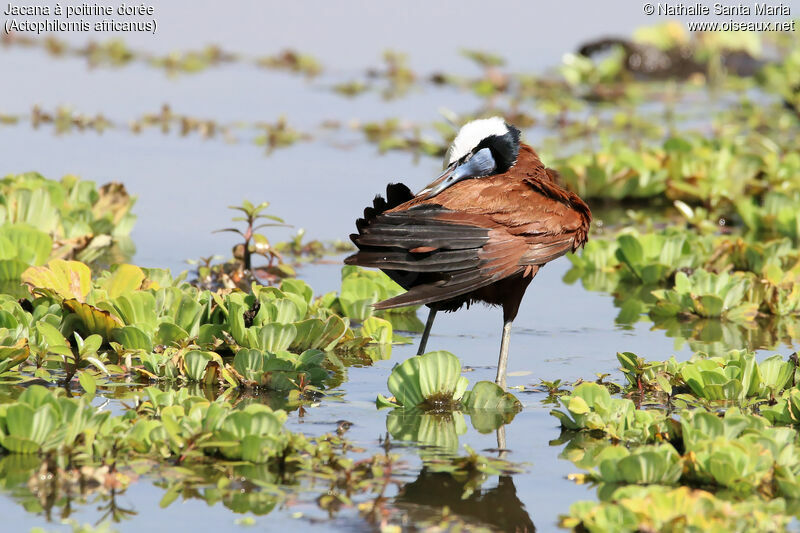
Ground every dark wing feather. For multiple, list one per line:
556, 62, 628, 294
373, 267, 514, 309
346, 198, 527, 309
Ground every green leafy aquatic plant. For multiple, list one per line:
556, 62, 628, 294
556, 378, 800, 498
737, 190, 800, 242
0, 385, 111, 454
230, 347, 329, 391
551, 383, 669, 443
0, 172, 135, 265
615, 349, 796, 404
553, 130, 790, 209
129, 387, 290, 463
382, 351, 469, 411
586, 444, 683, 485
13, 258, 392, 391
678, 410, 800, 496
214, 199, 291, 279
377, 351, 520, 412
651, 270, 757, 320
565, 226, 800, 352
378, 352, 521, 453
560, 485, 790, 532
555, 405, 800, 533
335, 265, 419, 323
213, 404, 289, 463
678, 351, 794, 402
762, 388, 800, 426
616, 351, 680, 392
614, 232, 693, 284
222, 284, 354, 356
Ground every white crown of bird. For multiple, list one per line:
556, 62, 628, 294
445, 116, 510, 167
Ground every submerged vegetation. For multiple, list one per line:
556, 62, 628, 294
3, 16, 800, 533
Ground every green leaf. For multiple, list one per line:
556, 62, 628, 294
616, 234, 644, 279
184, 350, 214, 381
290, 316, 347, 351
462, 381, 521, 411
100, 264, 145, 298
253, 323, 296, 352
111, 325, 153, 351
386, 351, 467, 410
155, 322, 190, 346
112, 291, 157, 332
22, 259, 91, 301
361, 316, 393, 343
0, 224, 52, 266
36, 322, 72, 357
78, 371, 97, 397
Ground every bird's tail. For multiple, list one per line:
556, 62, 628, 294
344, 183, 418, 291
349, 182, 414, 247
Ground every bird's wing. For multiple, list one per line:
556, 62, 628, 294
345, 204, 527, 309
500, 176, 591, 265
345, 165, 591, 309
397, 174, 589, 267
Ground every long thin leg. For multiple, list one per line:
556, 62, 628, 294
496, 425, 508, 459
495, 319, 513, 388
417, 307, 438, 355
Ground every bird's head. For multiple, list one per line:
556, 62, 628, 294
418, 117, 521, 199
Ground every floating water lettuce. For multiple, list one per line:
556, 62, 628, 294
614, 232, 692, 284
336, 265, 419, 323
380, 351, 468, 411
15, 259, 383, 391
377, 351, 520, 413
586, 444, 682, 485
378, 351, 521, 452
561, 485, 790, 532
0, 172, 135, 266
551, 383, 668, 443
651, 269, 757, 321
0, 385, 111, 454
616, 349, 795, 403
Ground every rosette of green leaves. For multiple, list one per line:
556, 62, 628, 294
678, 351, 794, 402
379, 352, 521, 451
0, 385, 110, 453
551, 383, 667, 443
587, 444, 683, 485
335, 266, 420, 326
232, 347, 329, 390
561, 485, 790, 532
379, 351, 469, 411
213, 404, 289, 463
651, 269, 757, 320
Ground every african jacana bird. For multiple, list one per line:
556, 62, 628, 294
345, 117, 591, 388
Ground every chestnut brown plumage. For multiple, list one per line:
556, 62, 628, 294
345, 124, 591, 388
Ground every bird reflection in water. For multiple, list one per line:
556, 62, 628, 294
393, 467, 535, 532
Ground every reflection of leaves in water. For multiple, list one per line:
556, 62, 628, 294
387, 409, 467, 454
386, 404, 519, 456
394, 469, 535, 532
156, 463, 282, 517
651, 314, 800, 356
565, 245, 800, 355
0, 454, 136, 523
